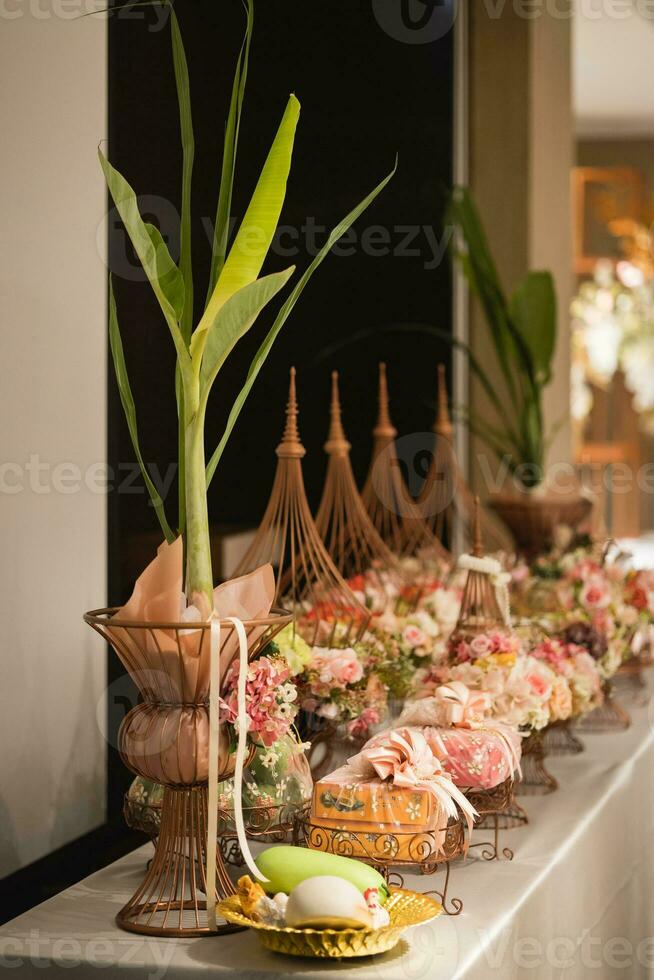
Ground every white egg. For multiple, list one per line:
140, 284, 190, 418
285, 876, 374, 930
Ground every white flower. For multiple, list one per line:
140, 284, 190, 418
317, 701, 339, 720
279, 683, 297, 703
406, 799, 421, 821
259, 749, 279, 770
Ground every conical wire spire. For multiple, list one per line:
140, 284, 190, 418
316, 372, 409, 594
324, 371, 351, 456
373, 362, 397, 441
235, 367, 368, 646
362, 363, 448, 560
276, 366, 305, 459
435, 363, 453, 440
417, 362, 508, 554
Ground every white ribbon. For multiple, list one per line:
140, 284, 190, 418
206, 614, 265, 932
206, 616, 221, 932
457, 553, 512, 628
226, 615, 267, 883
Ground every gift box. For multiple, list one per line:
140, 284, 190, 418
310, 766, 447, 862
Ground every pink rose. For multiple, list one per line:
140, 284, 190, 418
470, 634, 492, 658
526, 669, 551, 700
402, 624, 428, 649
328, 650, 364, 687
580, 575, 611, 610
347, 707, 381, 739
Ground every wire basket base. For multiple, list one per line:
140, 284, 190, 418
117, 785, 239, 938
543, 721, 584, 756
293, 806, 465, 915
575, 684, 631, 733
515, 732, 558, 795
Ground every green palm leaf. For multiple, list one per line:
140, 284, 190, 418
192, 93, 300, 369
108, 278, 175, 543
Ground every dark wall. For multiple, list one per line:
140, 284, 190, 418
108, 0, 454, 597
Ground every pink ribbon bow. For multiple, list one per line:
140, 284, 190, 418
432, 681, 492, 728
347, 727, 478, 838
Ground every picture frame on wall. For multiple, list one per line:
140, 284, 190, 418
572, 166, 644, 276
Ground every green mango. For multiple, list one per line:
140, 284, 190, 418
255, 846, 390, 904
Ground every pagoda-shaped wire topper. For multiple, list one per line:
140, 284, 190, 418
450, 497, 510, 643
234, 367, 369, 646
315, 371, 411, 600
361, 363, 448, 560
417, 364, 508, 554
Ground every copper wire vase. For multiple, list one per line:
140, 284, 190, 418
85, 606, 290, 937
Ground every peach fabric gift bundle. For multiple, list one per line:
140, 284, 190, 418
311, 728, 477, 861
396, 682, 523, 791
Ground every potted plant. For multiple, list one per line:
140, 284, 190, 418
446, 187, 592, 556
86, 0, 393, 935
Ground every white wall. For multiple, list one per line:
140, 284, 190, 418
0, 9, 107, 876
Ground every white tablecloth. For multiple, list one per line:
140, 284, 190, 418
2, 679, 654, 979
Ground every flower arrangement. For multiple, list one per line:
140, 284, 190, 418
435, 655, 558, 731
417, 628, 558, 731
298, 640, 386, 738
624, 569, 654, 657
221, 649, 299, 748
529, 637, 604, 718
448, 628, 522, 665
524, 546, 636, 680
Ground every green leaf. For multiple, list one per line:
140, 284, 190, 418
206, 0, 253, 303
448, 188, 520, 406
205, 159, 397, 487
193, 93, 301, 368
509, 270, 556, 385
144, 223, 184, 321
170, 4, 195, 342
108, 278, 175, 543
200, 267, 295, 394
99, 149, 190, 369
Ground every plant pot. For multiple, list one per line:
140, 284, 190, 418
85, 606, 290, 937
488, 491, 593, 558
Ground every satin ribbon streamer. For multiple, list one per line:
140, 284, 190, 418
206, 614, 265, 932
457, 553, 513, 627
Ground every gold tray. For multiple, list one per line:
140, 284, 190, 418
217, 887, 442, 958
